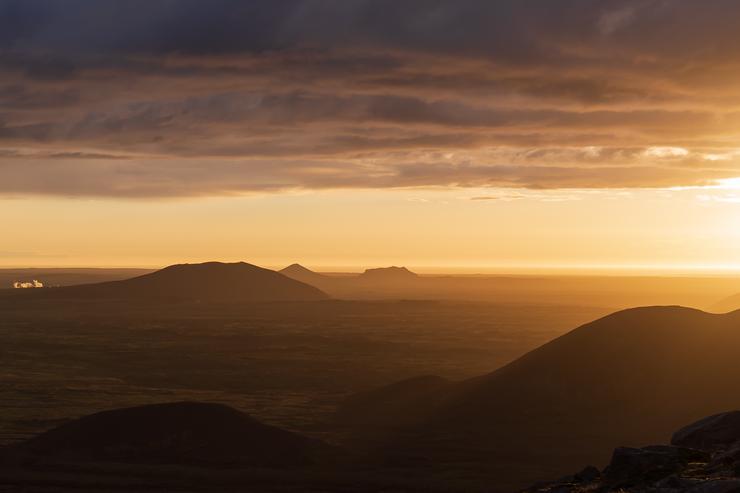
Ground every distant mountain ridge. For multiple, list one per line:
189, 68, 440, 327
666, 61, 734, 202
279, 265, 739, 306
359, 266, 418, 281
280, 264, 419, 281
2, 262, 329, 303
280, 264, 421, 297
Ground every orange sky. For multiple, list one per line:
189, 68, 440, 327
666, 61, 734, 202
3, 183, 740, 273
2, 2, 740, 272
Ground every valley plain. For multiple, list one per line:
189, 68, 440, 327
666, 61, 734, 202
0, 299, 608, 448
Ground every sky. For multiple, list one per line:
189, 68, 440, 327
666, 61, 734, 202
2, 0, 740, 272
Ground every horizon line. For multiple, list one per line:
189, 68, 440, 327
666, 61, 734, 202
2, 261, 740, 278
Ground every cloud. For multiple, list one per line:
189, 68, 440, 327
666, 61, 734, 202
2, 0, 740, 197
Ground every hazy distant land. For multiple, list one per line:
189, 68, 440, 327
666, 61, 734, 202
2, 262, 740, 491
4, 263, 740, 310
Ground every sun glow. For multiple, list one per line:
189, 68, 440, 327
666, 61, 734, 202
716, 177, 740, 190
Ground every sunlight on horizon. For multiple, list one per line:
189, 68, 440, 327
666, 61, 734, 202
2, 183, 739, 274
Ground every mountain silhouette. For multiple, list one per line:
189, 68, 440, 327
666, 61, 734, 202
4, 262, 329, 303
359, 266, 418, 281
12, 402, 337, 467
280, 263, 328, 285
339, 306, 740, 488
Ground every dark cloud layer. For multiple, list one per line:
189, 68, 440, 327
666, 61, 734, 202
1, 0, 740, 197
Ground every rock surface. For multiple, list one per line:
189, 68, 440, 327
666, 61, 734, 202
673, 412, 740, 451
524, 411, 740, 493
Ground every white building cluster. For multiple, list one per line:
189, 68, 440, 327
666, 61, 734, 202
13, 280, 44, 289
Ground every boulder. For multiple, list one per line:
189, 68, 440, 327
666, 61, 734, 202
573, 465, 600, 483
673, 412, 740, 451
655, 474, 706, 490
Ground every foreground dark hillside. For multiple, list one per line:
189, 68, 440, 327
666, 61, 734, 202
340, 307, 740, 488
8, 404, 740, 493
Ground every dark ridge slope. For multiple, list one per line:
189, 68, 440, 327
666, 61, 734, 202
11, 402, 337, 467
340, 306, 740, 488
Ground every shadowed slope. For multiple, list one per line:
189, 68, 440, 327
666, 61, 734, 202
2, 262, 329, 303
341, 306, 740, 487
440, 307, 740, 440
336, 375, 452, 427
11, 402, 337, 467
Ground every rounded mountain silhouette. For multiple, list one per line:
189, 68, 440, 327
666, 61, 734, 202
14, 402, 337, 467
14, 262, 329, 303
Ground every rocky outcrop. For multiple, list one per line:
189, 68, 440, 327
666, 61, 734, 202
673, 412, 740, 452
525, 411, 740, 493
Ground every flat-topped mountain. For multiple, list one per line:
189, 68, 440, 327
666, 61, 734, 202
339, 306, 740, 488
359, 266, 418, 281
2, 262, 329, 303
11, 401, 337, 467
280, 264, 422, 297
280, 264, 419, 283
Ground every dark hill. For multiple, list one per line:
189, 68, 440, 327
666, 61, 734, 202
340, 306, 740, 489
3, 262, 329, 303
11, 402, 337, 467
